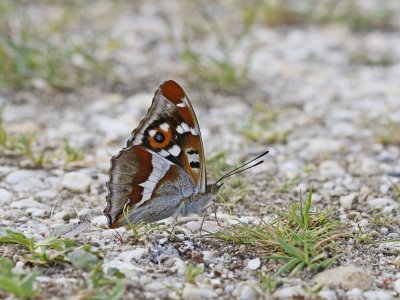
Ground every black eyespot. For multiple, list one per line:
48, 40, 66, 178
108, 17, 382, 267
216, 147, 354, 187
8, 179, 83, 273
190, 161, 200, 169
154, 132, 165, 143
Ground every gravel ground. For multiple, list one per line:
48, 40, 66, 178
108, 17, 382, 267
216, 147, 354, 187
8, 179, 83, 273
1, 1, 400, 299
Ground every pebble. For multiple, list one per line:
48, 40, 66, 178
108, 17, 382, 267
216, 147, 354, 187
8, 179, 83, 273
313, 265, 373, 290
318, 289, 338, 300
102, 260, 142, 277
319, 160, 345, 179
185, 221, 219, 233
367, 198, 398, 209
182, 284, 218, 299
5, 170, 44, 185
62, 172, 92, 193
388, 233, 400, 239
394, 279, 400, 293
346, 288, 363, 299
271, 285, 304, 299
246, 258, 261, 270
118, 248, 147, 261
363, 290, 392, 300
11, 198, 46, 209
340, 193, 358, 209
233, 283, 258, 300
380, 227, 389, 235
91, 216, 108, 228
0, 188, 13, 205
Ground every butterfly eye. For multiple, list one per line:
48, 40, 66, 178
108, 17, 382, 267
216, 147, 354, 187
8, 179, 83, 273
154, 131, 165, 143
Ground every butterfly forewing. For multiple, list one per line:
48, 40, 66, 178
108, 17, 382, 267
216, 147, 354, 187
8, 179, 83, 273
127, 80, 206, 193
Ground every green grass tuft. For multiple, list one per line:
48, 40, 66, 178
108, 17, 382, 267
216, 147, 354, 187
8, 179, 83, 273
211, 189, 348, 276
185, 263, 203, 285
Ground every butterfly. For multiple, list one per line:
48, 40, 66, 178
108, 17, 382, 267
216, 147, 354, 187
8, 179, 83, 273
104, 80, 268, 229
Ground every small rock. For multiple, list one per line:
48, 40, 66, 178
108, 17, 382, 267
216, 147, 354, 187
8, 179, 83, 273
11, 198, 46, 209
319, 160, 345, 179
394, 279, 400, 293
313, 265, 373, 290
318, 289, 337, 300
247, 258, 261, 270
388, 233, 400, 239
182, 284, 218, 299
340, 193, 358, 209
272, 285, 304, 299
27, 208, 48, 218
0, 188, 13, 205
363, 290, 392, 300
91, 215, 108, 228
380, 227, 389, 236
5, 170, 43, 185
103, 260, 142, 277
233, 283, 258, 300
306, 138, 344, 157
367, 198, 398, 209
145, 281, 165, 292
62, 172, 92, 193
186, 221, 219, 233
349, 157, 379, 176
346, 288, 363, 299
202, 251, 213, 261
118, 248, 146, 261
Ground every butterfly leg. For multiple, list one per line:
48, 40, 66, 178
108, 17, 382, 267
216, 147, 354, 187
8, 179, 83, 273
213, 204, 222, 227
199, 211, 207, 236
169, 202, 184, 234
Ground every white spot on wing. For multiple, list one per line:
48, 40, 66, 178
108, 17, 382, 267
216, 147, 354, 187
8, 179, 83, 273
137, 153, 171, 206
149, 130, 156, 137
177, 122, 198, 136
177, 102, 186, 107
168, 145, 181, 157
188, 153, 199, 163
159, 150, 169, 157
160, 123, 170, 131
176, 125, 184, 134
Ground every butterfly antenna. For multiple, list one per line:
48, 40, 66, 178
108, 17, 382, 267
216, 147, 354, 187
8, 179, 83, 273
215, 150, 269, 185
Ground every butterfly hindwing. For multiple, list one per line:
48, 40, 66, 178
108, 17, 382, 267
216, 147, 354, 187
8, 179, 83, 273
104, 145, 195, 228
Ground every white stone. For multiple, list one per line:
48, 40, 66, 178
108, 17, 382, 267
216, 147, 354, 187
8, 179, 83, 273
182, 284, 218, 299
313, 265, 373, 290
0, 188, 13, 205
363, 290, 392, 300
5, 170, 43, 185
91, 215, 108, 228
103, 260, 142, 277
27, 208, 47, 218
346, 288, 363, 298
118, 248, 146, 261
247, 258, 261, 270
394, 279, 400, 293
367, 198, 398, 209
318, 289, 337, 300
319, 160, 345, 179
11, 198, 46, 209
62, 172, 92, 193
340, 193, 358, 209
380, 227, 389, 235
272, 285, 304, 299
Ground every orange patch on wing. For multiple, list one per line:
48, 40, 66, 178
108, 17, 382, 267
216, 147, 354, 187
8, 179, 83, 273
160, 80, 185, 104
177, 107, 196, 128
148, 127, 172, 149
